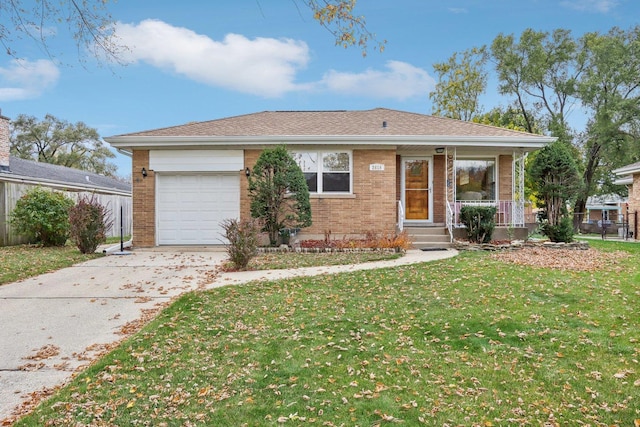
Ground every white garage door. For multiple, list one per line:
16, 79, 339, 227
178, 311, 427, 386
156, 174, 240, 245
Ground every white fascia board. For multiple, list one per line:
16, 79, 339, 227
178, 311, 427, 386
105, 134, 555, 149
613, 176, 633, 185
612, 164, 640, 176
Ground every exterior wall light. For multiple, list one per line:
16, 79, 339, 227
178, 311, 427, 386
435, 147, 445, 154
245, 167, 251, 177
141, 167, 148, 177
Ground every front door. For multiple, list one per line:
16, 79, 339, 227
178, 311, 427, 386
402, 158, 432, 222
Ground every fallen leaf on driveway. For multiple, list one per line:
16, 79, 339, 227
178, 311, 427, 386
23, 344, 60, 360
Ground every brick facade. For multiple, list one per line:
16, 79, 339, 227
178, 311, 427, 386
498, 154, 513, 201
432, 155, 446, 223
0, 114, 10, 172
132, 150, 156, 247
630, 174, 640, 239
242, 149, 397, 239
132, 148, 525, 246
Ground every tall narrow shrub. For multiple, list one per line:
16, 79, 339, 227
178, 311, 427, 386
69, 194, 113, 254
248, 146, 312, 246
529, 141, 582, 242
9, 187, 74, 246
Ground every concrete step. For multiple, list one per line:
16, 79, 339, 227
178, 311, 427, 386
403, 226, 452, 249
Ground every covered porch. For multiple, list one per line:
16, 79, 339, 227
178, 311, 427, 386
397, 147, 530, 243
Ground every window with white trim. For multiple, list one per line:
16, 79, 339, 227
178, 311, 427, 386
455, 158, 496, 201
293, 151, 351, 193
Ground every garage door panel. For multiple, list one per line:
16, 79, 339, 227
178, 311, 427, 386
156, 174, 240, 245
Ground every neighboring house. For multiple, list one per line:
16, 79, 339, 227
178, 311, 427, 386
105, 108, 555, 247
584, 194, 627, 224
0, 113, 132, 246
613, 161, 640, 239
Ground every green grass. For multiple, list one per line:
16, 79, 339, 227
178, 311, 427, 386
240, 250, 402, 271
0, 244, 103, 285
15, 241, 640, 426
105, 235, 132, 244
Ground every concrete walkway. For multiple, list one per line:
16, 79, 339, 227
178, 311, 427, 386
0, 248, 457, 423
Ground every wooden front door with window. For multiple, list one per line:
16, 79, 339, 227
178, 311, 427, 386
403, 158, 432, 221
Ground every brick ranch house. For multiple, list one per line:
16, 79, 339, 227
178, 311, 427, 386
613, 161, 640, 239
105, 108, 555, 247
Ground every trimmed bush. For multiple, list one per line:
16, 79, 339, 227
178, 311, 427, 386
221, 218, 261, 270
69, 195, 113, 254
459, 205, 497, 243
10, 187, 74, 246
542, 216, 574, 243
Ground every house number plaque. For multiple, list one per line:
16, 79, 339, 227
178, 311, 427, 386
369, 163, 385, 171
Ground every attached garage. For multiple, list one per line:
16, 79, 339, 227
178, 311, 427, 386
150, 149, 243, 245
156, 173, 239, 245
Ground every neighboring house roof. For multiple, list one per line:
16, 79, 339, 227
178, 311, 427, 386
613, 160, 640, 176
586, 194, 627, 210
106, 108, 555, 150
612, 161, 640, 186
0, 156, 131, 195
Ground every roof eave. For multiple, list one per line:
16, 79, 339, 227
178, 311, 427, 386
613, 166, 640, 176
0, 172, 132, 196
105, 135, 554, 150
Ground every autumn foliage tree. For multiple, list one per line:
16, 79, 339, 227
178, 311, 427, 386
248, 146, 312, 246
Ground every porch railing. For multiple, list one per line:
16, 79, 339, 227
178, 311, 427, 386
448, 200, 525, 227
445, 201, 454, 242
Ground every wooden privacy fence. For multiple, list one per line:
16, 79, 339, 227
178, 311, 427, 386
0, 181, 132, 246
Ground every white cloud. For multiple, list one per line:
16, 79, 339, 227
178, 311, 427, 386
0, 59, 60, 101
559, 0, 618, 12
115, 19, 310, 97
320, 61, 435, 101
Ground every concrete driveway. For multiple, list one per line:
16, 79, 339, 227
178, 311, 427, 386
0, 247, 457, 423
0, 249, 227, 423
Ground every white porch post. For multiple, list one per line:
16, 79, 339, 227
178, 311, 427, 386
513, 151, 527, 227
446, 147, 456, 232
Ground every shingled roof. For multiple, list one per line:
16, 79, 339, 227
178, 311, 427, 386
113, 108, 548, 139
2, 156, 131, 194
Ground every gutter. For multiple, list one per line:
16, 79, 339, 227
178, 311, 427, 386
0, 173, 131, 196
106, 135, 555, 150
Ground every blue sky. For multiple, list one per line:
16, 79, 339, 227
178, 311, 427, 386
1, 0, 638, 176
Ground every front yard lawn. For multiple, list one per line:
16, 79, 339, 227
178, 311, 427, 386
14, 240, 640, 426
0, 244, 103, 285
228, 250, 402, 271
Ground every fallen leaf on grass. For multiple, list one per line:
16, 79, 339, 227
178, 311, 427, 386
490, 247, 628, 271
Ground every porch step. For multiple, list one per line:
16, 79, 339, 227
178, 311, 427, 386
403, 225, 452, 249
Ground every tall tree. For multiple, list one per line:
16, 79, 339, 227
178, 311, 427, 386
10, 114, 117, 177
429, 46, 488, 120
572, 26, 640, 225
491, 28, 582, 139
472, 105, 542, 133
